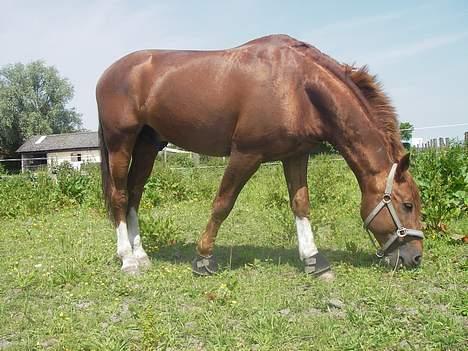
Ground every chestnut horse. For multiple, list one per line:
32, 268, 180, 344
96, 35, 424, 277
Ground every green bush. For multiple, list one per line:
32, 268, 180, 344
0, 171, 64, 218
412, 144, 467, 232
164, 153, 195, 168
55, 162, 91, 204
138, 211, 182, 252
141, 165, 216, 208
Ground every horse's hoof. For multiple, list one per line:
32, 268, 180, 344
136, 254, 152, 269
304, 252, 331, 277
121, 257, 139, 275
192, 255, 218, 276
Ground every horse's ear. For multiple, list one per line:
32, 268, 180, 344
396, 153, 410, 182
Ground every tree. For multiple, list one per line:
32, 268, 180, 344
399, 121, 414, 142
0, 61, 82, 156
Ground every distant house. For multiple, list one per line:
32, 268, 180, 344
16, 131, 100, 172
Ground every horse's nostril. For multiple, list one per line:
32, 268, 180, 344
413, 255, 422, 266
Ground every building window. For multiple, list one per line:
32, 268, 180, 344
71, 153, 82, 162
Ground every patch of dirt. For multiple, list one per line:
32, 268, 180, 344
75, 300, 93, 310
0, 340, 11, 350
328, 298, 344, 309
110, 299, 133, 324
39, 338, 58, 349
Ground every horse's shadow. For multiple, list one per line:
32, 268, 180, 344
151, 243, 376, 270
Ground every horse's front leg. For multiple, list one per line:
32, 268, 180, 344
192, 150, 261, 275
282, 154, 335, 281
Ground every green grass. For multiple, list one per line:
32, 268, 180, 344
0, 159, 467, 350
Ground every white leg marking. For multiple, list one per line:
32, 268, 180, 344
127, 207, 151, 268
295, 216, 318, 260
116, 221, 138, 274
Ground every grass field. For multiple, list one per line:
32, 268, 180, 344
0, 157, 466, 350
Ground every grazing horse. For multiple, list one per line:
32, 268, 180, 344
96, 35, 424, 277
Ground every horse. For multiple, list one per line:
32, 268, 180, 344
96, 34, 424, 278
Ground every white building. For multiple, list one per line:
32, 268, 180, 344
16, 131, 100, 172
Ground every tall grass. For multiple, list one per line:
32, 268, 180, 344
0, 146, 466, 236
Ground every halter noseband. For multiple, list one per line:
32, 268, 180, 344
363, 163, 424, 258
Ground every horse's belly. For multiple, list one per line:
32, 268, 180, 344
147, 107, 236, 156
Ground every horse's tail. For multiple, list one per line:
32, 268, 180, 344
98, 117, 113, 221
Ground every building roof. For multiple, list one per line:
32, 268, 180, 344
16, 131, 99, 153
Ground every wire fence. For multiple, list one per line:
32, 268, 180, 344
0, 122, 466, 173
399, 122, 468, 132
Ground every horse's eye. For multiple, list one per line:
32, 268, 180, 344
403, 202, 413, 210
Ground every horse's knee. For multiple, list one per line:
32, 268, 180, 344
291, 189, 309, 218
111, 189, 128, 223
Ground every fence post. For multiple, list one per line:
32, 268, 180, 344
192, 153, 200, 166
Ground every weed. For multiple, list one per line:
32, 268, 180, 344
138, 211, 182, 252
412, 143, 468, 232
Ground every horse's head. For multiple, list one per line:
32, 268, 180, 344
361, 154, 424, 269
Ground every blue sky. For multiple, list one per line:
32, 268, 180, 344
1, 0, 467, 140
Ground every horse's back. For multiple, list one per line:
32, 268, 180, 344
96, 35, 313, 156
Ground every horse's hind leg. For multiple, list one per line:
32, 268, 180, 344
193, 150, 262, 275
127, 127, 160, 268
282, 154, 334, 281
107, 132, 139, 274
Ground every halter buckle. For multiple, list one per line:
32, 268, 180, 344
376, 249, 385, 258
397, 227, 407, 238
382, 193, 392, 204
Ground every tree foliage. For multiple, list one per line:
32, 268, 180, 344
399, 121, 414, 141
0, 61, 82, 156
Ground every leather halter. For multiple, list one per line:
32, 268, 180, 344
363, 163, 424, 258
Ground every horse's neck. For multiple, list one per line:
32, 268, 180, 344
326, 116, 394, 192
303, 60, 399, 191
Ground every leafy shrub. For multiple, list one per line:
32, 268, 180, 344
199, 154, 228, 167
143, 167, 191, 207
55, 162, 91, 204
0, 171, 66, 218
164, 153, 195, 168
138, 211, 182, 252
141, 165, 216, 208
412, 144, 467, 232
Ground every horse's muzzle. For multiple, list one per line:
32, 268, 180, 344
385, 245, 423, 269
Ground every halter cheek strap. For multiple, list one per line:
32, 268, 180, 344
363, 163, 424, 258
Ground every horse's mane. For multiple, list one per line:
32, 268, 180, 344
344, 65, 404, 160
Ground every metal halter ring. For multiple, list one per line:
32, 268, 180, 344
382, 193, 392, 203
397, 227, 407, 238
376, 249, 385, 258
